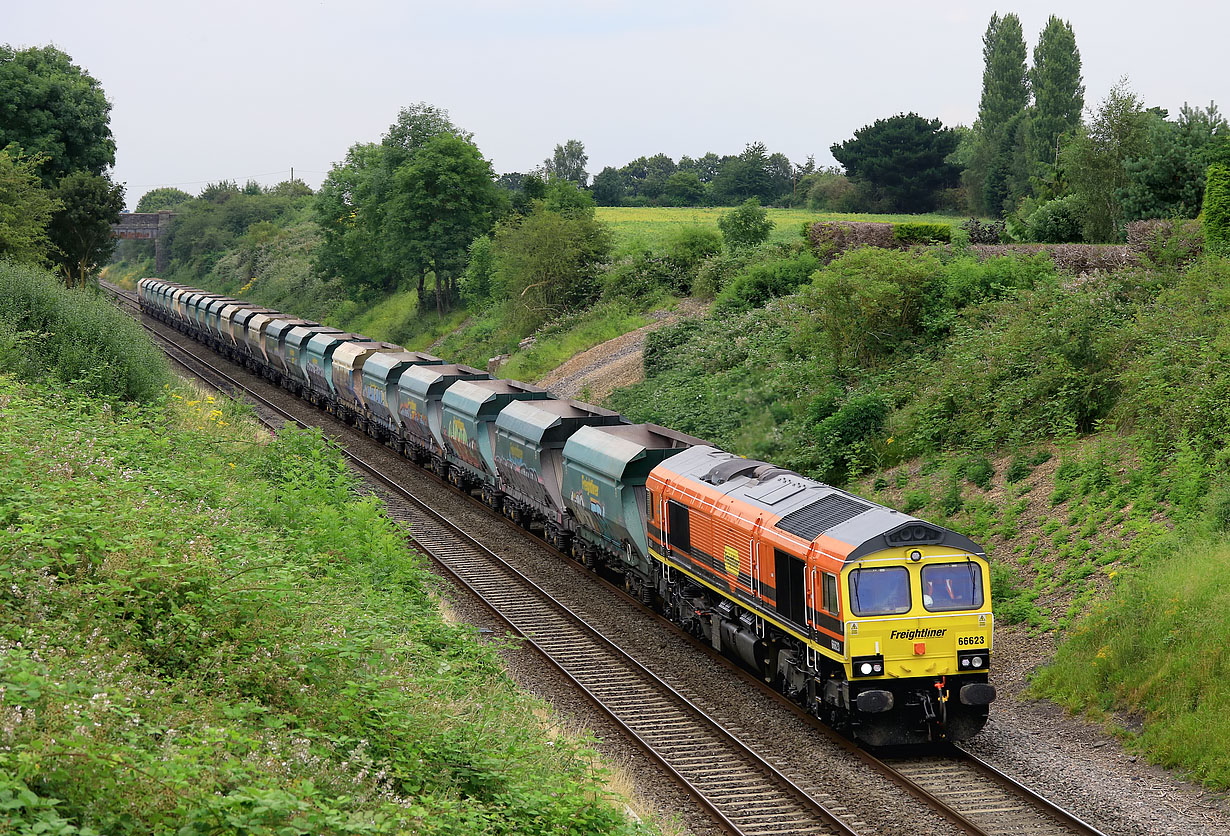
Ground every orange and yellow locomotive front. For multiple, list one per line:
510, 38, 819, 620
644, 446, 995, 745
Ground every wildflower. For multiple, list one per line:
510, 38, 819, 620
228, 463, 236, 469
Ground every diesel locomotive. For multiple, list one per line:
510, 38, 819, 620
137, 278, 996, 745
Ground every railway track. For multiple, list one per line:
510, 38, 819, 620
106, 282, 1113, 836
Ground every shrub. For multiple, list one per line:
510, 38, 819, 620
961, 217, 1005, 244
802, 247, 943, 367
806, 171, 864, 212
813, 393, 890, 484
1005, 456, 1033, 483
902, 489, 930, 515
1201, 163, 1230, 255
807, 221, 896, 262
0, 260, 170, 400
1207, 483, 1230, 532
662, 225, 723, 293
963, 244, 1133, 274
894, 222, 952, 245
643, 318, 703, 377
1126, 219, 1203, 268
1025, 195, 1085, 243
714, 251, 820, 313
963, 455, 994, 489
717, 198, 773, 250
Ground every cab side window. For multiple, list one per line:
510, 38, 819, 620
822, 572, 839, 615
667, 500, 691, 553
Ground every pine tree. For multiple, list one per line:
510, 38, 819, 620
1030, 16, 1085, 166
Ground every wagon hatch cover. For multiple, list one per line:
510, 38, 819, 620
774, 493, 871, 541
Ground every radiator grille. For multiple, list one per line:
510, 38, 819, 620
774, 494, 870, 541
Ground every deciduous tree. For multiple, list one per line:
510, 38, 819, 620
1060, 78, 1151, 241
386, 134, 504, 314
1030, 16, 1084, 166
490, 199, 612, 333
717, 198, 773, 250
544, 139, 589, 188
48, 170, 124, 288
0, 148, 60, 265
0, 45, 115, 185
135, 187, 192, 213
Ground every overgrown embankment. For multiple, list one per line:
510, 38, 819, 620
0, 270, 650, 835
608, 238, 1230, 786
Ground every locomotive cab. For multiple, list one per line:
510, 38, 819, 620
840, 548, 995, 746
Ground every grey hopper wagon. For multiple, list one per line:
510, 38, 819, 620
396, 363, 491, 462
493, 398, 624, 541
439, 379, 553, 491
561, 423, 706, 576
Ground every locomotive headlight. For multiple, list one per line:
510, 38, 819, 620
852, 654, 885, 678
909, 549, 923, 562
958, 649, 990, 671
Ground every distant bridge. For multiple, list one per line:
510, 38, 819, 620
112, 211, 174, 273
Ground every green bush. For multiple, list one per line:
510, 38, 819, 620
963, 455, 994, 489
714, 251, 820, 313
893, 222, 951, 245
1025, 195, 1084, 243
813, 393, 890, 483
717, 198, 773, 250
643, 318, 704, 377
1201, 163, 1230, 255
802, 247, 944, 368
1005, 456, 1033, 483
662, 225, 723, 292
0, 260, 170, 400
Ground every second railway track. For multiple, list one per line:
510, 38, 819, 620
106, 281, 1115, 836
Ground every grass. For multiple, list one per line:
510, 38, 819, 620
0, 372, 653, 835
596, 206, 966, 248
0, 260, 171, 401
1031, 536, 1230, 787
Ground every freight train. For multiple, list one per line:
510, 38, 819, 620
136, 278, 996, 746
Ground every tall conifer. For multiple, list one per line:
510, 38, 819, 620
978, 13, 1029, 142
972, 13, 1029, 213
1030, 16, 1085, 165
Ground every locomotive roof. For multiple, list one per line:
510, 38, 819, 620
659, 446, 984, 561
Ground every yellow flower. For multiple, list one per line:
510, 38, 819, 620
886, 437, 894, 445
205, 396, 215, 404
228, 462, 236, 469
187, 400, 199, 406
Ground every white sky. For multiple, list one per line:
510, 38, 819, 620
8, 1, 1227, 209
